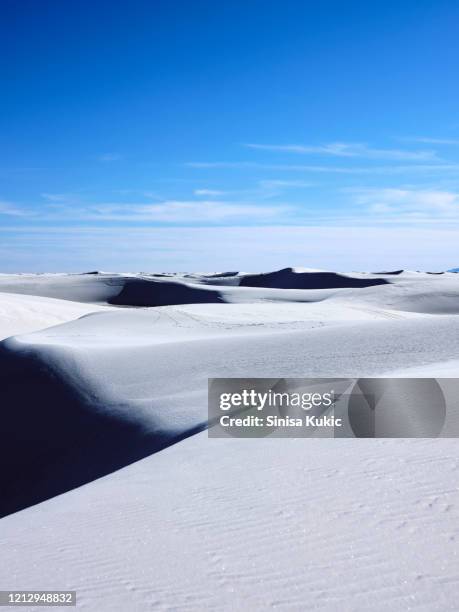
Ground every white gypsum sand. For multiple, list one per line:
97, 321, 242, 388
0, 268, 458, 610
0, 292, 112, 340
2, 434, 459, 611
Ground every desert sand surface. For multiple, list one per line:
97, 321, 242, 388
1, 268, 459, 611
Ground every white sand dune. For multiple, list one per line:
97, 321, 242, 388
0, 292, 111, 340
0, 272, 126, 303
1, 269, 459, 610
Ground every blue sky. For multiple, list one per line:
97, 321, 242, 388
2, 0, 459, 271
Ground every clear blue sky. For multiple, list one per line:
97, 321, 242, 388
1, 0, 459, 271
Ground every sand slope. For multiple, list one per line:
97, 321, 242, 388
0, 292, 110, 340
2, 434, 459, 611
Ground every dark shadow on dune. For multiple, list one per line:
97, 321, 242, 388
204, 271, 239, 278
0, 344, 206, 518
109, 278, 223, 306
372, 269, 404, 275
240, 268, 389, 289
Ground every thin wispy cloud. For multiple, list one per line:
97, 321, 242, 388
83, 200, 292, 223
352, 187, 459, 219
245, 142, 437, 161
404, 137, 459, 145
97, 153, 123, 162
187, 161, 459, 174
194, 189, 226, 196
10, 197, 292, 224
258, 179, 313, 189
0, 200, 35, 217
195, 183, 309, 201
41, 192, 80, 203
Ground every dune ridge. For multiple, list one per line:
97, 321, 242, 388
0, 329, 208, 517
239, 267, 390, 289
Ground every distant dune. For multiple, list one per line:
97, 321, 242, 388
239, 267, 389, 289
372, 269, 404, 275
0, 267, 392, 307
109, 278, 224, 307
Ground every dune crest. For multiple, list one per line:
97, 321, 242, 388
239, 267, 389, 289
